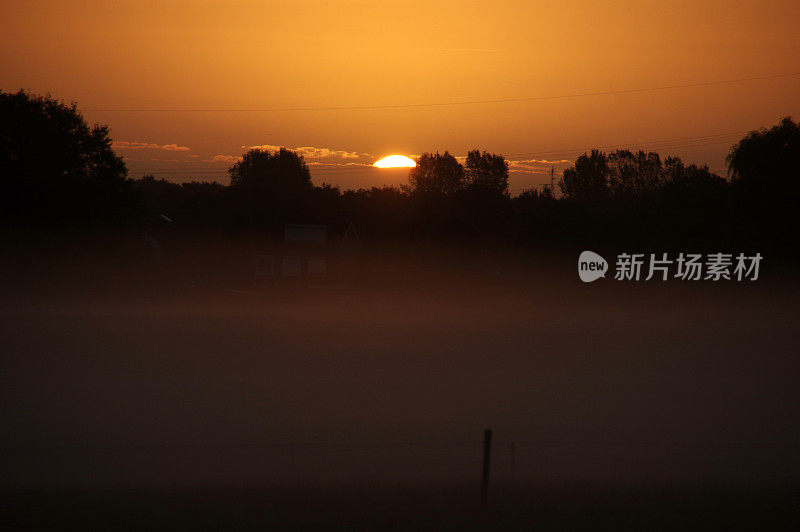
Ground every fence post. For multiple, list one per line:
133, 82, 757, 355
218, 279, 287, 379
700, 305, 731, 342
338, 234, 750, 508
510, 441, 516, 483
481, 429, 493, 509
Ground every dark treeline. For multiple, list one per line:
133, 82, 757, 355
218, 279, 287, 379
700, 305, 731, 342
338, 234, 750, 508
2, 90, 799, 254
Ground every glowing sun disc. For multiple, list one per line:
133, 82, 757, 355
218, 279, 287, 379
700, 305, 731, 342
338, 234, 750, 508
374, 155, 416, 168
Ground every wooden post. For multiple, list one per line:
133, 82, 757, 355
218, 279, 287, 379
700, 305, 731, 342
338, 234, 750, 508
510, 441, 516, 483
481, 429, 493, 509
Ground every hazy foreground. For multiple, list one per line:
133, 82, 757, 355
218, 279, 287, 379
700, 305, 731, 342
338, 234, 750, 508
1, 243, 798, 528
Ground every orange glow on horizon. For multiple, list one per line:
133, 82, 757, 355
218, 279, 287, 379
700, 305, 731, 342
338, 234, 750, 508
3, 1, 797, 189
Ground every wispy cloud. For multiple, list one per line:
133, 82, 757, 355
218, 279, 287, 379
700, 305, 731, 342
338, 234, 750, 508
510, 158, 572, 166
307, 162, 374, 168
243, 144, 365, 159
114, 141, 190, 151
509, 158, 572, 170
296, 146, 361, 159
209, 155, 240, 163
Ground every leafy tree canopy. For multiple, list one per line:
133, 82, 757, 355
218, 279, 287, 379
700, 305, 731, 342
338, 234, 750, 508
228, 148, 312, 197
0, 90, 132, 223
727, 116, 800, 197
464, 149, 509, 196
407, 151, 464, 196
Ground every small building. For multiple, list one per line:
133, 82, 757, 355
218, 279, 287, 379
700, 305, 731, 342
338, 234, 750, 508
255, 222, 360, 286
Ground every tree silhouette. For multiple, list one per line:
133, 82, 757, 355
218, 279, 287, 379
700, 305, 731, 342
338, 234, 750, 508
559, 148, 725, 202
662, 157, 724, 187
0, 90, 133, 225
558, 149, 608, 201
464, 149, 509, 196
228, 148, 313, 196
607, 150, 664, 196
7, 89, 790, 252
727, 116, 800, 248
407, 151, 464, 196
727, 116, 800, 197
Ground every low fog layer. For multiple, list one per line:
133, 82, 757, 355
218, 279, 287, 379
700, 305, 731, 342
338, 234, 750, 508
1, 245, 798, 488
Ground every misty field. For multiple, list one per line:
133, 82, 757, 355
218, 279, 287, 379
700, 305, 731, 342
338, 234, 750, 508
1, 246, 798, 528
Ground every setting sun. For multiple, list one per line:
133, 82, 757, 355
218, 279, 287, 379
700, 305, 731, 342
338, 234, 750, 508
374, 155, 416, 168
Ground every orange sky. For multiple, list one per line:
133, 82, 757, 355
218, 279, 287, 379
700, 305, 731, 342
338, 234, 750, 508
2, 0, 799, 193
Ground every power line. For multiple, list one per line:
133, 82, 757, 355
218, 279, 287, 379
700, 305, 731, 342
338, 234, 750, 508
125, 129, 749, 179
84, 71, 800, 112
127, 140, 740, 176
126, 130, 748, 175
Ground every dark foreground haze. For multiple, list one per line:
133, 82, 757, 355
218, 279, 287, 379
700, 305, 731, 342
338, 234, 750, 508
1, 242, 798, 529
